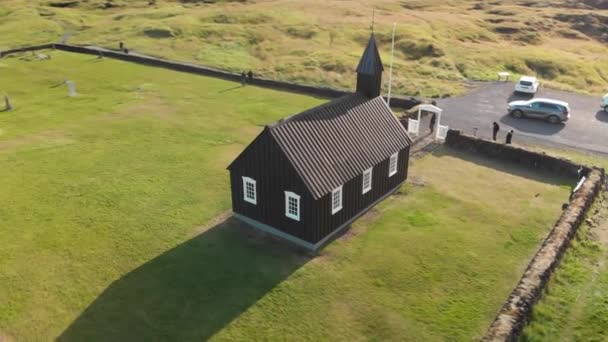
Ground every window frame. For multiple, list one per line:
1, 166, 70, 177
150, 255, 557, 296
285, 191, 300, 221
331, 186, 343, 215
388, 152, 398, 177
242, 176, 257, 205
362, 167, 373, 194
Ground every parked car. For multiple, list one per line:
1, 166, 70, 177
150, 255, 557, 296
602, 93, 608, 111
508, 98, 570, 124
514, 76, 540, 94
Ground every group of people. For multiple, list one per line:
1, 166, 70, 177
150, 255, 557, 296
241, 70, 254, 86
492, 122, 514, 145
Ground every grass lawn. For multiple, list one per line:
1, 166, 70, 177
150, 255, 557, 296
520, 150, 608, 341
1, 51, 572, 341
2, 0, 608, 97
522, 193, 608, 342
0, 50, 322, 340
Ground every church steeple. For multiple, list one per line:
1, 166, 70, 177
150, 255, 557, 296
356, 33, 384, 99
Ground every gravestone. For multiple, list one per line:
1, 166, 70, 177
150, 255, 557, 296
65, 81, 77, 97
4, 95, 12, 111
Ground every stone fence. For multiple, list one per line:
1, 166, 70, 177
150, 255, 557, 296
445, 129, 590, 179
445, 130, 606, 341
1, 43, 421, 109
0, 43, 55, 57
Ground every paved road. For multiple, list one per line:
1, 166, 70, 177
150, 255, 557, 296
435, 82, 608, 154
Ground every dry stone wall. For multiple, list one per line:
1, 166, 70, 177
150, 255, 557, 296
445, 129, 606, 342
0, 43, 421, 109
445, 129, 590, 179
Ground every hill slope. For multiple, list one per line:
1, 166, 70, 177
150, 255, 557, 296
1, 0, 608, 97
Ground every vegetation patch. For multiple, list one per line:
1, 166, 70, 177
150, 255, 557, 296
555, 13, 608, 42
0, 52, 571, 341
486, 8, 517, 16
523, 191, 608, 341
284, 25, 318, 39
397, 39, 445, 60
2, 1, 608, 106
142, 27, 175, 38
48, 0, 79, 8
494, 25, 521, 35
565, 0, 608, 9
209, 12, 271, 25
524, 58, 568, 79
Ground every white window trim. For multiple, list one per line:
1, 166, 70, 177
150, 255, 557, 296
242, 177, 257, 204
362, 167, 373, 194
388, 152, 398, 177
331, 186, 343, 215
285, 191, 300, 221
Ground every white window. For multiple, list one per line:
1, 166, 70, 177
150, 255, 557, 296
242, 177, 257, 204
285, 191, 300, 221
388, 152, 398, 177
362, 167, 373, 194
331, 186, 343, 214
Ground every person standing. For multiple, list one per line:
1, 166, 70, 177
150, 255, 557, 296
577, 166, 585, 181
241, 72, 247, 87
505, 130, 514, 144
429, 112, 436, 133
492, 122, 500, 141
247, 70, 253, 83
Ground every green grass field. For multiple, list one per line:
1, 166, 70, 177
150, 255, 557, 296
522, 193, 608, 342
515, 142, 608, 341
0, 51, 573, 340
0, 50, 322, 340
2, 0, 608, 98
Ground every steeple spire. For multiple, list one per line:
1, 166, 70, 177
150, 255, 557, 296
356, 33, 384, 98
371, 8, 375, 33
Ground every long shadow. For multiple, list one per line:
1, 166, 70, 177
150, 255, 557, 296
433, 148, 573, 187
58, 216, 309, 341
596, 110, 608, 123
507, 91, 534, 103
499, 113, 565, 136
218, 86, 243, 93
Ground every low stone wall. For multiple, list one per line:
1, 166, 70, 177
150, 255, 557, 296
444, 130, 606, 341
0, 43, 421, 109
484, 168, 604, 341
445, 129, 590, 179
0, 44, 54, 57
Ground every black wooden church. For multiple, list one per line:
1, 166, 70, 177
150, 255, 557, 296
227, 34, 412, 250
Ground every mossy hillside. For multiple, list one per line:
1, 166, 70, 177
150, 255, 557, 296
2, 0, 608, 97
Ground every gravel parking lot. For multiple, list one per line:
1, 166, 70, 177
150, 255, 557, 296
435, 82, 608, 154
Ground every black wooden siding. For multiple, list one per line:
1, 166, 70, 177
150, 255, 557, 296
311, 147, 409, 243
230, 129, 317, 243
356, 73, 382, 99
230, 134, 409, 245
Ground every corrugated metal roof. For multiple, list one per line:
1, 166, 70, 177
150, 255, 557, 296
356, 34, 384, 76
268, 93, 412, 199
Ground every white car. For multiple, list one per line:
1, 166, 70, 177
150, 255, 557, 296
514, 76, 540, 94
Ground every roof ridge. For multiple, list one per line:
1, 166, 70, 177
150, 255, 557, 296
267, 93, 364, 129
268, 93, 412, 199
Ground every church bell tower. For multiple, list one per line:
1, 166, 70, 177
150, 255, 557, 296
355, 33, 384, 99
